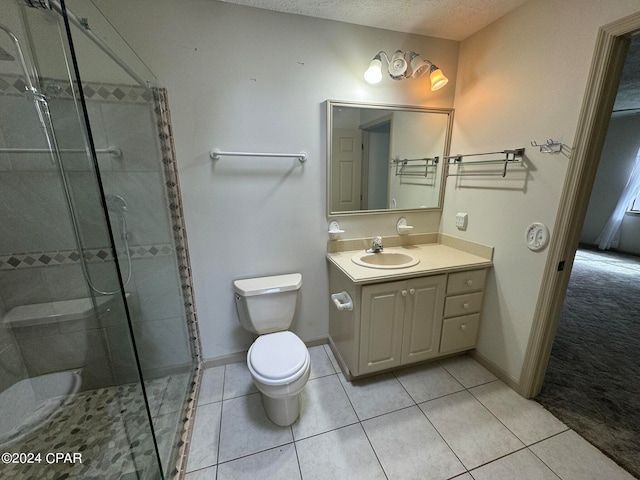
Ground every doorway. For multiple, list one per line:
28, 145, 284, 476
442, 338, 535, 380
520, 12, 640, 402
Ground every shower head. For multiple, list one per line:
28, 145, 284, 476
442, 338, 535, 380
0, 46, 15, 61
105, 194, 127, 215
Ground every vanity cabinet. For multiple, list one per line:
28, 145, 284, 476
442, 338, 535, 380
328, 264, 488, 379
359, 275, 446, 375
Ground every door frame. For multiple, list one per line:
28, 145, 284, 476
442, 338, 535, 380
519, 12, 640, 398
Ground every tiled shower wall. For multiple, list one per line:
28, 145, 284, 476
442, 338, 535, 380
0, 75, 192, 391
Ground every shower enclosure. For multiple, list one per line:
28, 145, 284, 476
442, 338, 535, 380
0, 1, 199, 479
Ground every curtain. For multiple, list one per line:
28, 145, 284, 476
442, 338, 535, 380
596, 146, 640, 250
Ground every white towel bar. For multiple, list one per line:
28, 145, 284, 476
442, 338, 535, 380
210, 148, 306, 163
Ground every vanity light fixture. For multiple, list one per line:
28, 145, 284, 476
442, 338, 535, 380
364, 50, 449, 91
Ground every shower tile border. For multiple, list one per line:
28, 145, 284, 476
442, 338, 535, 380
153, 87, 203, 480
0, 244, 174, 270
0, 73, 152, 105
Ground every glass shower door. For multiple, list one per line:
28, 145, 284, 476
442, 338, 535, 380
0, 1, 164, 479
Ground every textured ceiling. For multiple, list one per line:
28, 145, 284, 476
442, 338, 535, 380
220, 0, 639, 116
218, 0, 528, 41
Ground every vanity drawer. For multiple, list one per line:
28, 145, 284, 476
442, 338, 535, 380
447, 269, 487, 295
444, 292, 483, 318
440, 313, 480, 354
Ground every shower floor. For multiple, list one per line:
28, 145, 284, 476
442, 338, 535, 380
0, 372, 190, 480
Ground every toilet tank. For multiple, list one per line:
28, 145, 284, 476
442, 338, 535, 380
233, 273, 302, 334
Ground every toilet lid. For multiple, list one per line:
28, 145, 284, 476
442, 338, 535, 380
249, 331, 308, 381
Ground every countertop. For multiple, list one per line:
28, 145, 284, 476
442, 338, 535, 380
326, 235, 493, 284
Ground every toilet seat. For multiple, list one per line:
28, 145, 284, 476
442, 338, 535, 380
248, 331, 309, 386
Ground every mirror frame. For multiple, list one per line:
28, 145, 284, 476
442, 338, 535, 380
326, 100, 454, 217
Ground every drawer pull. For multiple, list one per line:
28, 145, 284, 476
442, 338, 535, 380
463, 302, 469, 309
466, 280, 473, 287
402, 290, 408, 297
460, 324, 467, 331
409, 288, 415, 295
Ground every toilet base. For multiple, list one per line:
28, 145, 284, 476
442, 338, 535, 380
261, 392, 301, 426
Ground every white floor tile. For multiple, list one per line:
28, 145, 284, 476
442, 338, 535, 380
362, 406, 465, 480
339, 372, 414, 420
530, 430, 636, 480
420, 390, 524, 470
296, 424, 386, 480
439, 355, 497, 388
198, 366, 225, 406
218, 393, 292, 463
186, 401, 222, 472
217, 444, 301, 480
308, 345, 336, 379
471, 449, 558, 480
185, 465, 217, 479
394, 362, 465, 403
292, 374, 358, 440
470, 381, 567, 445
323, 344, 341, 373
222, 362, 257, 400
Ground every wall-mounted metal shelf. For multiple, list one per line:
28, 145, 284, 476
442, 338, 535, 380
391, 156, 439, 177
445, 148, 525, 177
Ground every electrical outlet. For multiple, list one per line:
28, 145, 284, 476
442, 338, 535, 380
455, 212, 468, 230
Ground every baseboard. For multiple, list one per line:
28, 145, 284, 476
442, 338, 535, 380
468, 350, 522, 395
202, 351, 247, 369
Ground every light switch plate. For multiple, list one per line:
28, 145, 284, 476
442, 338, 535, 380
455, 212, 468, 230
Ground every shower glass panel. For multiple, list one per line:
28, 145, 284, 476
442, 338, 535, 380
0, 1, 196, 479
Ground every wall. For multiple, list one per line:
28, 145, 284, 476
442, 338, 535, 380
581, 114, 640, 255
441, 0, 640, 382
94, 0, 459, 360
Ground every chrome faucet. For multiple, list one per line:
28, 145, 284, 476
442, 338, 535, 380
366, 236, 384, 253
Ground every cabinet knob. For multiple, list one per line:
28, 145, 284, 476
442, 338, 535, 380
463, 302, 469, 309
409, 288, 415, 295
466, 279, 473, 287
402, 290, 408, 297
460, 324, 467, 331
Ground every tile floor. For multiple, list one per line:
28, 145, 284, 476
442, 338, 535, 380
184, 347, 635, 480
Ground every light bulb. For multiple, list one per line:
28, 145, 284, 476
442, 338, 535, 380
364, 57, 382, 84
429, 68, 448, 91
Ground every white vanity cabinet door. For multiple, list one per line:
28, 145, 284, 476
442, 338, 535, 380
401, 275, 447, 364
359, 281, 405, 375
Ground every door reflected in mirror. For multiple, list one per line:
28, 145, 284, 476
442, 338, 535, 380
327, 101, 453, 216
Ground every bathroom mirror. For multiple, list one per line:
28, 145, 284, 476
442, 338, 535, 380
327, 100, 453, 216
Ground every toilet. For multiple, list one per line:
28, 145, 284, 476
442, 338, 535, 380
233, 273, 310, 426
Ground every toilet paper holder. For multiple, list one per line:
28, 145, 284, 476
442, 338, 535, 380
331, 292, 353, 311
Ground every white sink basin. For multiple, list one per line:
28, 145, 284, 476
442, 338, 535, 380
351, 251, 420, 269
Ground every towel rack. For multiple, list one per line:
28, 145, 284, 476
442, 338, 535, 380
391, 157, 439, 177
210, 148, 307, 163
0, 146, 122, 157
445, 148, 525, 177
